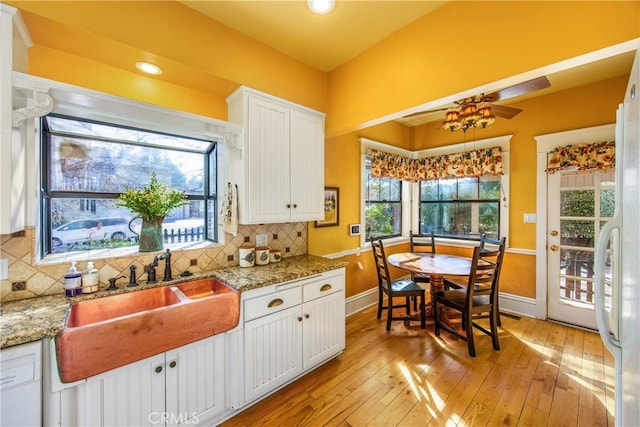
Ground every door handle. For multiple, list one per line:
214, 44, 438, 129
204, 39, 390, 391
550, 230, 558, 236
550, 244, 559, 252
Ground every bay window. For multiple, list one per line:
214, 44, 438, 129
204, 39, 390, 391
41, 114, 217, 256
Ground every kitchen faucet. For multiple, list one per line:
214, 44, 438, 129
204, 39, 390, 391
147, 249, 172, 284
157, 249, 172, 281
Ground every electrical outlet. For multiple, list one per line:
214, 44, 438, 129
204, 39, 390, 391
256, 234, 268, 247
524, 213, 537, 223
12, 281, 26, 291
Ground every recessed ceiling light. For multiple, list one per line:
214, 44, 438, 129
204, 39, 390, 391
135, 61, 163, 75
308, 0, 335, 15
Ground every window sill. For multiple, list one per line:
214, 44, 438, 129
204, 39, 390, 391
37, 239, 220, 266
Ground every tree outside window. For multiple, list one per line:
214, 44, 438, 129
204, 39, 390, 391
364, 156, 402, 241
419, 176, 501, 239
41, 115, 217, 255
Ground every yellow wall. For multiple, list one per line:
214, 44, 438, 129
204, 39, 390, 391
4, 1, 638, 303
311, 76, 628, 299
327, 1, 639, 137
10, 1, 328, 116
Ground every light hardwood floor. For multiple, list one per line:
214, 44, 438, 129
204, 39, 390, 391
221, 305, 615, 426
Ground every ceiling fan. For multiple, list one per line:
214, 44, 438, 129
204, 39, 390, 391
401, 76, 551, 131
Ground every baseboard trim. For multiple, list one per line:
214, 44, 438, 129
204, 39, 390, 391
345, 288, 378, 317
499, 292, 537, 319
345, 287, 537, 319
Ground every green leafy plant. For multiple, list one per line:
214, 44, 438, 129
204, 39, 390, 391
115, 172, 187, 221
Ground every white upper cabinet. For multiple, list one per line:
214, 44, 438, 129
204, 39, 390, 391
227, 87, 325, 224
1, 5, 32, 234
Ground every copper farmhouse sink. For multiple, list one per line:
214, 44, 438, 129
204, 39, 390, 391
175, 277, 232, 299
56, 279, 240, 383
65, 286, 181, 327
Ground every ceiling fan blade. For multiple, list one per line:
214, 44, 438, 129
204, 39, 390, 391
483, 76, 551, 103
490, 104, 522, 119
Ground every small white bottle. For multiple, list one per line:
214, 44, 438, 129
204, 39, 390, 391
64, 262, 82, 297
82, 262, 99, 294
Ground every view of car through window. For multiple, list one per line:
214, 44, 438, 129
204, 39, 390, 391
41, 115, 217, 255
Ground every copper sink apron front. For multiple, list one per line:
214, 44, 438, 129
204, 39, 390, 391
56, 279, 239, 383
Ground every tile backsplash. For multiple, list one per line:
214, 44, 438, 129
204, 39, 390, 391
0, 223, 307, 302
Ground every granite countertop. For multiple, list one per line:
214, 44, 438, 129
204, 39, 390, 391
0, 254, 347, 349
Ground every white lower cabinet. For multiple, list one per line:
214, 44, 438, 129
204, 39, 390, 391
0, 341, 42, 427
243, 268, 346, 403
77, 334, 225, 426
47, 267, 345, 425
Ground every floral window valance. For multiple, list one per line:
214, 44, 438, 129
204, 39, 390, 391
545, 141, 615, 174
369, 146, 503, 182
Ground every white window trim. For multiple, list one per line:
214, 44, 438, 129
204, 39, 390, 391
359, 135, 511, 249
11, 72, 241, 263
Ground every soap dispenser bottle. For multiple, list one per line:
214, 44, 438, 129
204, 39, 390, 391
64, 262, 82, 297
82, 261, 99, 294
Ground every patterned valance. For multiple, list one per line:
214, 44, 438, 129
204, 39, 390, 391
369, 146, 503, 182
545, 141, 615, 174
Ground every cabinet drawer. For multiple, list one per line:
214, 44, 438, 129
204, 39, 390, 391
303, 274, 345, 302
244, 286, 302, 322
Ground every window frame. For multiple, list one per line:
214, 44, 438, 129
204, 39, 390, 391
39, 114, 218, 257
12, 72, 240, 263
360, 138, 412, 248
360, 135, 511, 249
418, 175, 502, 239
364, 155, 403, 241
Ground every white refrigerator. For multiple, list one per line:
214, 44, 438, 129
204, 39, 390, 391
594, 46, 640, 427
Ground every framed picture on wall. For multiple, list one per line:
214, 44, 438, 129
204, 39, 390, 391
315, 187, 339, 228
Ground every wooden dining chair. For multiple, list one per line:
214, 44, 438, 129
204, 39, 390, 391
433, 238, 506, 357
370, 237, 426, 330
409, 230, 436, 286
445, 235, 506, 326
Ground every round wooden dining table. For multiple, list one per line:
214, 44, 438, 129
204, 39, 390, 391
387, 252, 472, 319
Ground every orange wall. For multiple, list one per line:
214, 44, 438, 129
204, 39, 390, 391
9, 1, 328, 116
6, 1, 637, 302
310, 76, 628, 299
327, 1, 639, 137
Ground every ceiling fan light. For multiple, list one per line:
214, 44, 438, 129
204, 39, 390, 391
442, 111, 462, 132
476, 116, 495, 128
476, 105, 495, 128
308, 0, 335, 14
461, 104, 480, 127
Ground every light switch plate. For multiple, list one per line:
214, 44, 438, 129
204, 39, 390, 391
0, 259, 7, 280
523, 213, 537, 223
256, 234, 268, 247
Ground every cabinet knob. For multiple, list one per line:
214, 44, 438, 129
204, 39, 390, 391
155, 366, 163, 373
169, 361, 177, 369
304, 313, 310, 319
297, 316, 303, 322
293, 204, 297, 208
287, 204, 291, 208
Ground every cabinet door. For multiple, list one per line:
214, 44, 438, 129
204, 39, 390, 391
302, 290, 346, 370
165, 334, 226, 426
290, 109, 325, 221
79, 353, 165, 427
245, 95, 291, 223
244, 305, 303, 402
